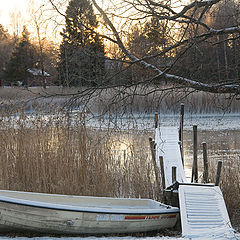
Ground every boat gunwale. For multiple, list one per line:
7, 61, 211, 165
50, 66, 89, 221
0, 196, 179, 215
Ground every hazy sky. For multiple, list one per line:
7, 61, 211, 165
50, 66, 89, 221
0, 0, 62, 42
0, 0, 31, 29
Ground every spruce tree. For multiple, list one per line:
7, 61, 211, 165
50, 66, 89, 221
0, 25, 13, 81
4, 26, 37, 85
58, 0, 105, 87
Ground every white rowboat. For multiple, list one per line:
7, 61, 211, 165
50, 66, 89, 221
0, 190, 179, 234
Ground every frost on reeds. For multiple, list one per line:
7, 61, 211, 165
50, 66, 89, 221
0, 108, 162, 200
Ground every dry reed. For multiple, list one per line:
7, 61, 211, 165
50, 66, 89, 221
1, 86, 240, 114
0, 108, 161, 200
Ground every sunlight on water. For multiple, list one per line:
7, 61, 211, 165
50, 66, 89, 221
111, 115, 240, 183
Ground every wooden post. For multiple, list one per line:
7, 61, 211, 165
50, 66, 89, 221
202, 142, 208, 183
191, 125, 198, 183
215, 160, 223, 186
159, 156, 167, 203
172, 166, 177, 183
179, 103, 184, 166
159, 156, 166, 190
154, 112, 158, 128
149, 137, 161, 196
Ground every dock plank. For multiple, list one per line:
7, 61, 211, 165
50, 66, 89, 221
179, 185, 236, 239
155, 126, 186, 187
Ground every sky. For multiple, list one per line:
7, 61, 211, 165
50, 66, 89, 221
0, 0, 64, 43
0, 0, 31, 30
0, 0, 188, 43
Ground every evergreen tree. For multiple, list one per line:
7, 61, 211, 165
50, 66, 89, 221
58, 0, 105, 87
0, 25, 14, 81
4, 26, 37, 85
0, 24, 8, 40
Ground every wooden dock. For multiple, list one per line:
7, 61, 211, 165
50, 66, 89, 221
179, 184, 236, 239
154, 114, 237, 239
155, 126, 186, 187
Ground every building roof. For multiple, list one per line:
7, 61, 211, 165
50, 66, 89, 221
27, 68, 50, 77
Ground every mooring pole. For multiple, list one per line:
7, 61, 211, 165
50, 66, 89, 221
154, 112, 158, 128
149, 137, 161, 197
159, 156, 166, 190
179, 103, 185, 166
191, 125, 198, 183
215, 160, 223, 186
172, 166, 177, 184
159, 156, 167, 203
202, 142, 208, 183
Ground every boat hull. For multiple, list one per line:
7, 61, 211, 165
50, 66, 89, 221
0, 191, 179, 234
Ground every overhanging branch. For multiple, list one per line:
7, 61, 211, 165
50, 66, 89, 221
92, 0, 240, 94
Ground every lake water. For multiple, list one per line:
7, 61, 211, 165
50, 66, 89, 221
104, 113, 240, 180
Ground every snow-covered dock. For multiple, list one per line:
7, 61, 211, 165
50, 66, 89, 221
179, 185, 236, 239
155, 126, 186, 187
155, 119, 237, 239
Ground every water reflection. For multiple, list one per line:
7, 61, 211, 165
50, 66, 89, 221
111, 128, 240, 183
183, 129, 240, 180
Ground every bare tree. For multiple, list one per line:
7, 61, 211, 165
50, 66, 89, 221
29, 0, 51, 89
9, 9, 25, 42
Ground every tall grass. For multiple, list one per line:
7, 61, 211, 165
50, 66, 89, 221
0, 108, 161, 200
1, 86, 240, 114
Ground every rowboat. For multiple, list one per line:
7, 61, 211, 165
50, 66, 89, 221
0, 190, 179, 234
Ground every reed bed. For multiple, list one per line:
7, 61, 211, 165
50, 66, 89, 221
1, 86, 240, 114
0, 108, 161, 200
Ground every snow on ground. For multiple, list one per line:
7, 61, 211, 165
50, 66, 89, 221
0, 237, 184, 240
1, 234, 239, 240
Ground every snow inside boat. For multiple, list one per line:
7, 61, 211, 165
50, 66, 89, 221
0, 190, 179, 234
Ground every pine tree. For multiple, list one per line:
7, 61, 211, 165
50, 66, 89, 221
58, 0, 105, 87
4, 26, 37, 85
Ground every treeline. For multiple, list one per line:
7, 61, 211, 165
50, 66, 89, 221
0, 24, 57, 87
0, 0, 239, 87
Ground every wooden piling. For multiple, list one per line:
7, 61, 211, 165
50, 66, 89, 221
202, 142, 208, 183
149, 137, 161, 196
154, 112, 158, 128
172, 166, 177, 183
215, 160, 223, 186
179, 103, 185, 166
159, 156, 166, 190
191, 125, 198, 183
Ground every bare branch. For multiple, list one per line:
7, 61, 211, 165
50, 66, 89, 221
92, 0, 240, 94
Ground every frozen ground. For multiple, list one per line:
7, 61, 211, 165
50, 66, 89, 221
85, 113, 240, 131
1, 234, 239, 240
0, 237, 185, 240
